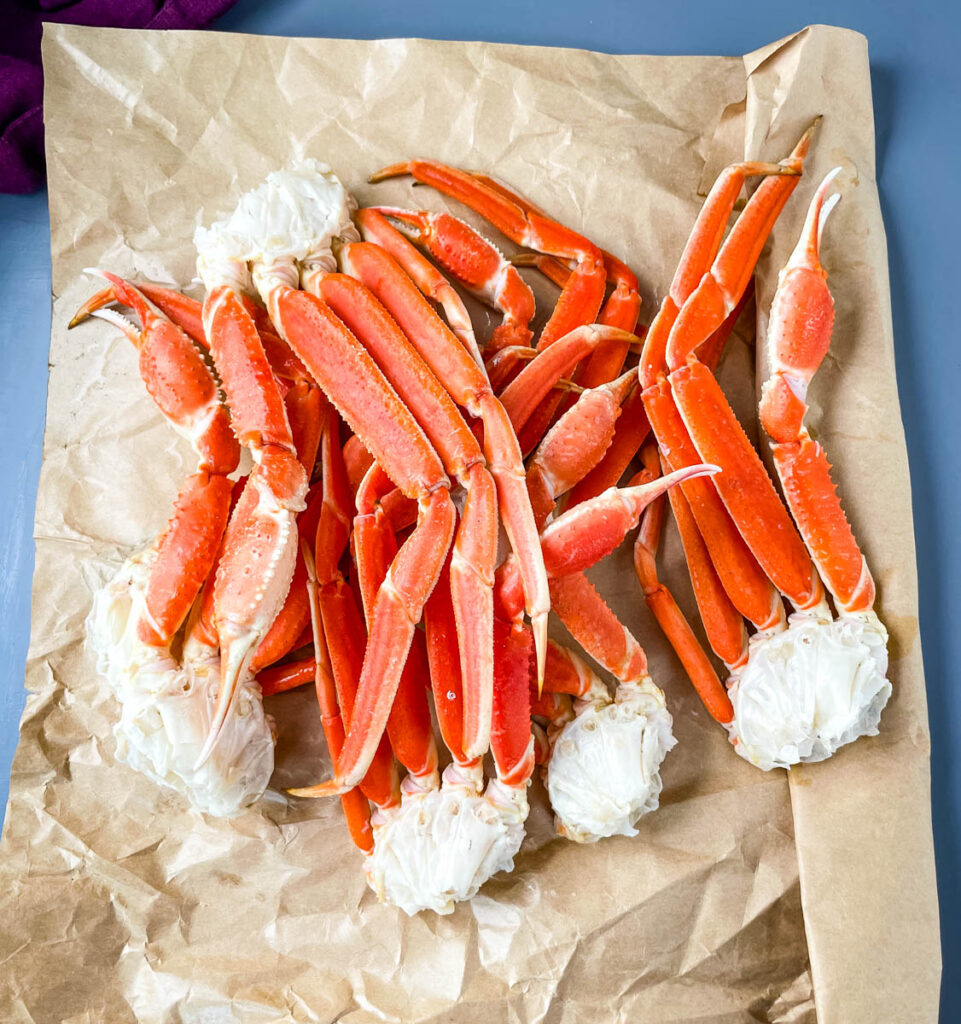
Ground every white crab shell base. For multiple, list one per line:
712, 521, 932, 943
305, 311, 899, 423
727, 610, 891, 771
364, 766, 529, 916
193, 158, 359, 293
546, 679, 677, 843
87, 550, 275, 816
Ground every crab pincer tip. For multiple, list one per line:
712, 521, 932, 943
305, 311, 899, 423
193, 724, 222, 771
67, 307, 91, 330
368, 162, 414, 184
532, 610, 548, 697
789, 117, 823, 162
82, 266, 116, 284
287, 779, 349, 799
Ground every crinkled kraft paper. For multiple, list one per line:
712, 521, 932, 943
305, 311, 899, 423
0, 22, 940, 1024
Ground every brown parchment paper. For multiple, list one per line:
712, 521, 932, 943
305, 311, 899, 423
0, 22, 939, 1024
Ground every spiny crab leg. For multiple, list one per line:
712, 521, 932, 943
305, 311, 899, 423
367, 205, 536, 353
630, 445, 736, 721
304, 415, 401, 810
526, 369, 637, 529
339, 240, 551, 690
352, 460, 440, 790
354, 207, 483, 366
194, 269, 310, 766
370, 160, 608, 351
758, 169, 876, 614
299, 538, 376, 852
720, 169, 889, 769
307, 270, 497, 759
78, 272, 240, 647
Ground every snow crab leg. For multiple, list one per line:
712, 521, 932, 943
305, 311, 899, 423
757, 171, 875, 612
193, 163, 463, 791
310, 414, 402, 812
80, 273, 240, 648
351, 459, 440, 792
525, 369, 636, 529
194, 274, 310, 766
369, 161, 633, 452
722, 171, 889, 767
353, 207, 483, 365
76, 277, 275, 815
359, 205, 533, 354
491, 462, 717, 840
370, 160, 608, 350
635, 141, 813, 683
306, 269, 497, 759
632, 125, 889, 768
299, 538, 375, 852
338, 240, 551, 689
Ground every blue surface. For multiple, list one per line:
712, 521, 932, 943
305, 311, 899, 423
1, 0, 957, 1015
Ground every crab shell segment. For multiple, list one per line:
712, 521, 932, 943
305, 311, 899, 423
726, 610, 890, 771
546, 677, 676, 843
87, 548, 274, 816
364, 763, 529, 916
194, 159, 359, 292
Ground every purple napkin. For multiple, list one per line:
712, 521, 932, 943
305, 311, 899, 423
1, 1, 239, 194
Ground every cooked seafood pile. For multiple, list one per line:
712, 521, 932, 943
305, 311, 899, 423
75, 124, 891, 915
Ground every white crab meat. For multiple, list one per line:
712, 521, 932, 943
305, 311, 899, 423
546, 679, 676, 843
87, 550, 275, 816
364, 766, 528, 916
726, 610, 891, 771
194, 159, 359, 292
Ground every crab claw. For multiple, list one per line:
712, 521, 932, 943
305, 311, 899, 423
195, 457, 304, 768
69, 285, 117, 329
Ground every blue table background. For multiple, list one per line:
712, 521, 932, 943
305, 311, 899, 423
1, 0, 956, 1015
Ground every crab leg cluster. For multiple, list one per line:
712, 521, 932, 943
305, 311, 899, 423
78, 134, 888, 914
80, 276, 278, 816
631, 126, 890, 769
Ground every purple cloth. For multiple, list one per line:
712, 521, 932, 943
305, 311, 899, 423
1, 1, 239, 194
